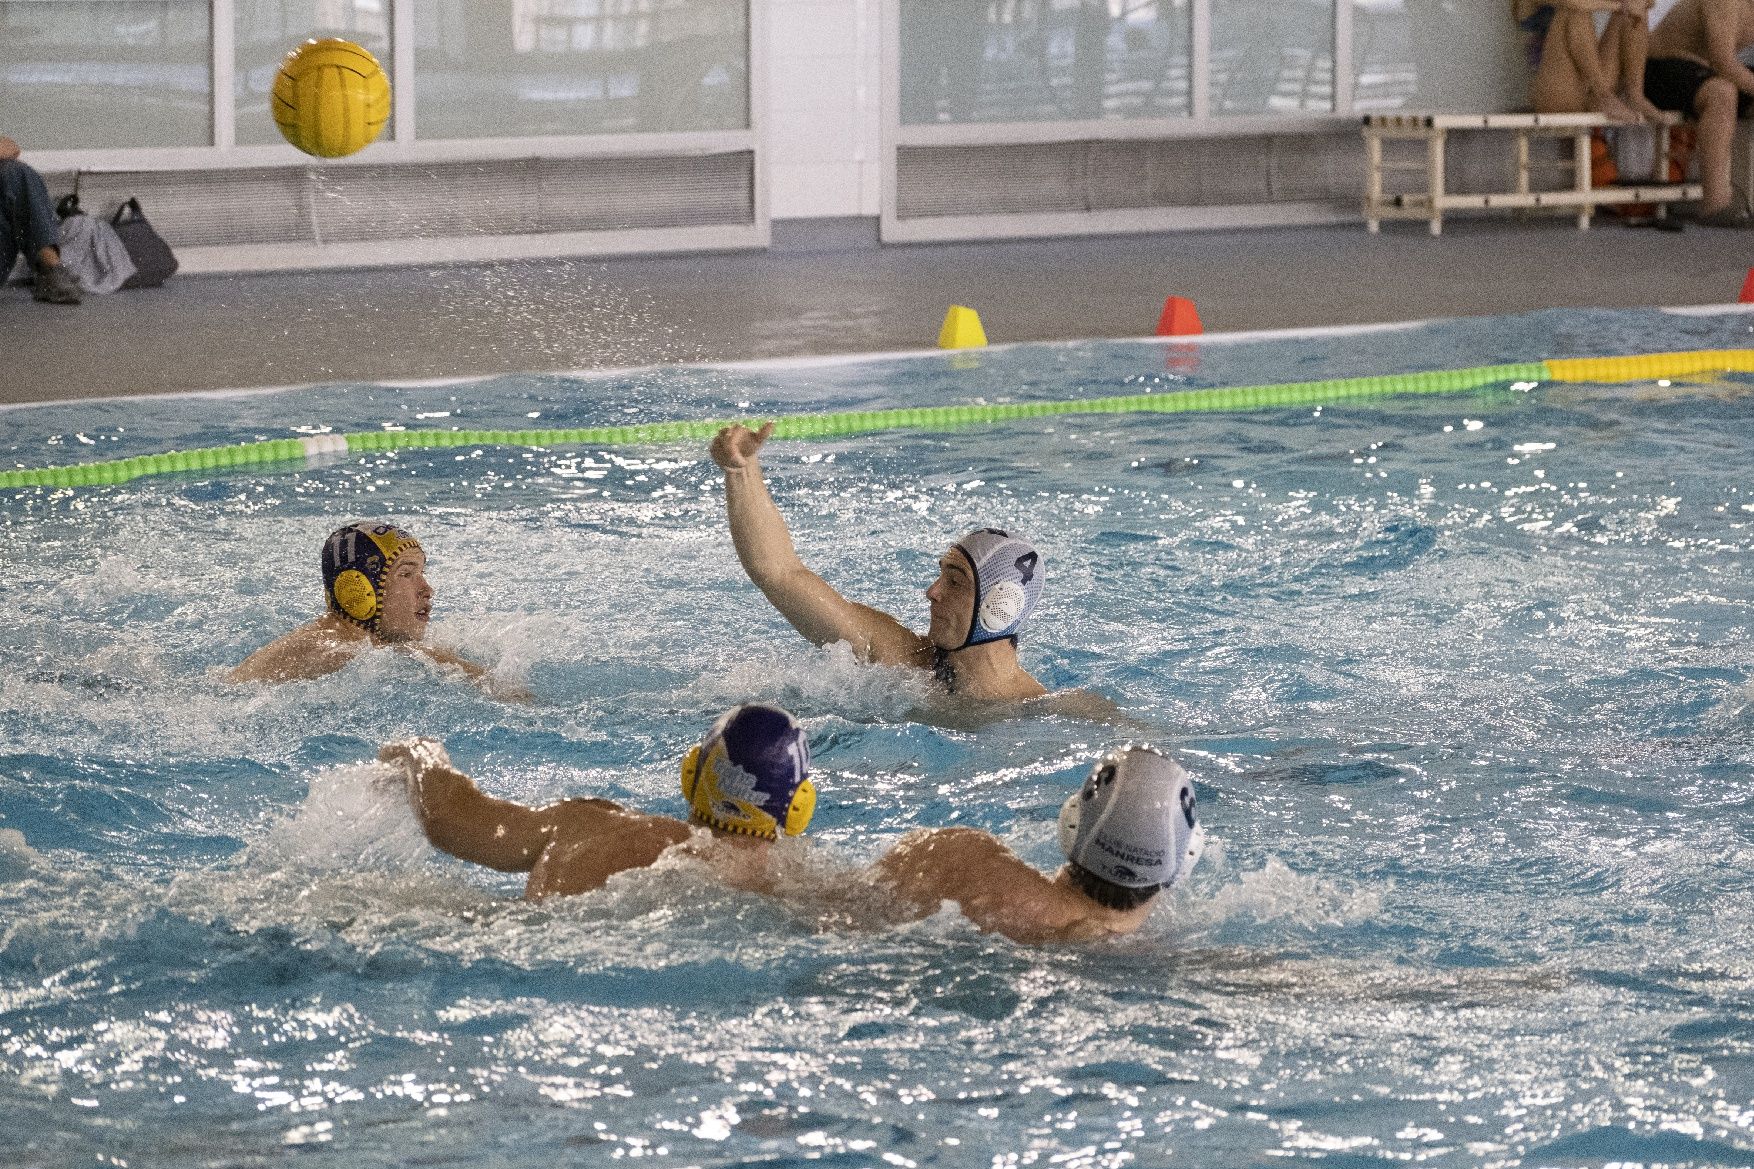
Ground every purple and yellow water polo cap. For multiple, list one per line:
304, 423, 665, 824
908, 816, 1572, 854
680, 704, 816, 839
321, 521, 422, 631
952, 528, 1044, 647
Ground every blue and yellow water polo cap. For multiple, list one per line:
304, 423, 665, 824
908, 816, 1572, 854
680, 704, 815, 839
321, 520, 422, 629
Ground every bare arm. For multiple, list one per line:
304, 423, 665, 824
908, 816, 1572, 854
378, 738, 601, 872
713, 423, 926, 665
873, 827, 1090, 944
1703, 0, 1754, 95
0, 138, 19, 162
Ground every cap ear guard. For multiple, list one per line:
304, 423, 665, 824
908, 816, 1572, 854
330, 568, 379, 621
680, 744, 702, 807
783, 778, 816, 837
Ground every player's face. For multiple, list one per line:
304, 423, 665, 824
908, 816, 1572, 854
925, 549, 975, 650
376, 550, 432, 642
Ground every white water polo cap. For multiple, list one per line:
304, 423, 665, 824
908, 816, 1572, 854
952, 528, 1044, 647
1058, 746, 1204, 892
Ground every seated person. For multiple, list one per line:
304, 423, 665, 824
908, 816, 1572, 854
0, 136, 82, 305
710, 422, 1118, 719
380, 704, 818, 900
1521, 0, 1665, 124
230, 520, 514, 695
379, 712, 1205, 944
1646, 0, 1754, 224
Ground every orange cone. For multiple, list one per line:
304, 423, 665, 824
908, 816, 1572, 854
1740, 269, 1754, 304
1156, 296, 1203, 337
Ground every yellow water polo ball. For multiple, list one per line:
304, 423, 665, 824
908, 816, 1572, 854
272, 38, 390, 159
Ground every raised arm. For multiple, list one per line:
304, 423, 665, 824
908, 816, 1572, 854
872, 827, 1088, 945
712, 423, 926, 665
379, 738, 587, 872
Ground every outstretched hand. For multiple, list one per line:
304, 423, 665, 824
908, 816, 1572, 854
710, 421, 774, 471
378, 737, 453, 779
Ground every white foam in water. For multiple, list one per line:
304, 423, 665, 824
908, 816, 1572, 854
1179, 855, 1383, 933
256, 761, 433, 873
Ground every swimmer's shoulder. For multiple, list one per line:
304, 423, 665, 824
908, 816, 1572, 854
227, 617, 364, 684
876, 828, 1098, 943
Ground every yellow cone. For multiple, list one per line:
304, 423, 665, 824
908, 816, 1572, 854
937, 305, 988, 349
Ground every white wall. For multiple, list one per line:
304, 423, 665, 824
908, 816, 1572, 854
764, 0, 883, 219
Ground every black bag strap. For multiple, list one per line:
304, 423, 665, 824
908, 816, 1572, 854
112, 197, 144, 226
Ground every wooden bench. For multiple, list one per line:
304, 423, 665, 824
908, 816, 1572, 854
1363, 112, 1703, 235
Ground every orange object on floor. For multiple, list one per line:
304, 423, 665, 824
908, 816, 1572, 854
1155, 296, 1203, 336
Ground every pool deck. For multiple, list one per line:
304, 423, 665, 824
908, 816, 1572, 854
3, 216, 1752, 407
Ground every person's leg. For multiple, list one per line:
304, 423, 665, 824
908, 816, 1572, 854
0, 183, 17, 283
1531, 6, 1636, 120
1693, 75, 1738, 214
1607, 4, 1664, 123
0, 159, 61, 268
0, 159, 80, 302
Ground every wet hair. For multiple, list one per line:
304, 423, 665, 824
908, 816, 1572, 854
1065, 862, 1161, 911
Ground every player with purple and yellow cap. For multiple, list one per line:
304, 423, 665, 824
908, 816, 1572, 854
379, 704, 816, 901
229, 520, 516, 696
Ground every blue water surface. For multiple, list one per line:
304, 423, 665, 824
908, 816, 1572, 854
2, 306, 1753, 1167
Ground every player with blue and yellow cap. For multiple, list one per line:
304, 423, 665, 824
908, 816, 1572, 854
710, 422, 1117, 719
379, 704, 816, 901
230, 520, 512, 695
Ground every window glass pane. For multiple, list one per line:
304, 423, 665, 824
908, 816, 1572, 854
415, 0, 748, 140
1354, 0, 1528, 112
236, 1, 392, 147
899, 1, 1191, 126
0, 1, 211, 149
1211, 0, 1334, 114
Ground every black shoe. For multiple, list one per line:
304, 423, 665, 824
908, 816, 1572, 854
32, 265, 82, 305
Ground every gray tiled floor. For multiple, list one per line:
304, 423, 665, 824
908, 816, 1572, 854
4, 217, 1752, 406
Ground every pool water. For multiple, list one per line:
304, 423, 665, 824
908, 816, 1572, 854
3, 306, 1754, 1168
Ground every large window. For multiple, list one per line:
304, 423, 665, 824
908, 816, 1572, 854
1211, 0, 1333, 114
1352, 0, 1528, 113
414, 0, 748, 140
235, 0, 392, 147
898, 0, 1192, 125
0, 1, 211, 149
897, 0, 1535, 125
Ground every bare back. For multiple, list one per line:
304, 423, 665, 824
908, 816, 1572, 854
1650, 0, 1754, 63
526, 801, 692, 899
873, 827, 1152, 944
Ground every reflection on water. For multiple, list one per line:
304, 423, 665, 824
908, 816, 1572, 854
2, 310, 1754, 1165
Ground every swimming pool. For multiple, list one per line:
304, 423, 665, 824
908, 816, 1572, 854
3, 305, 1753, 1167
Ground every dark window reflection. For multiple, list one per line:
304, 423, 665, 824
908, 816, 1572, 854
0, 1, 211, 149
415, 0, 748, 139
899, 0, 1191, 126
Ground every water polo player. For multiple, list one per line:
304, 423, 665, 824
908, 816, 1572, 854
379, 704, 816, 900
229, 520, 514, 695
873, 745, 1205, 943
711, 422, 1116, 717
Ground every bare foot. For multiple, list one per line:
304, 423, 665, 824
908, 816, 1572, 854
1595, 92, 1640, 124
1625, 92, 1667, 126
